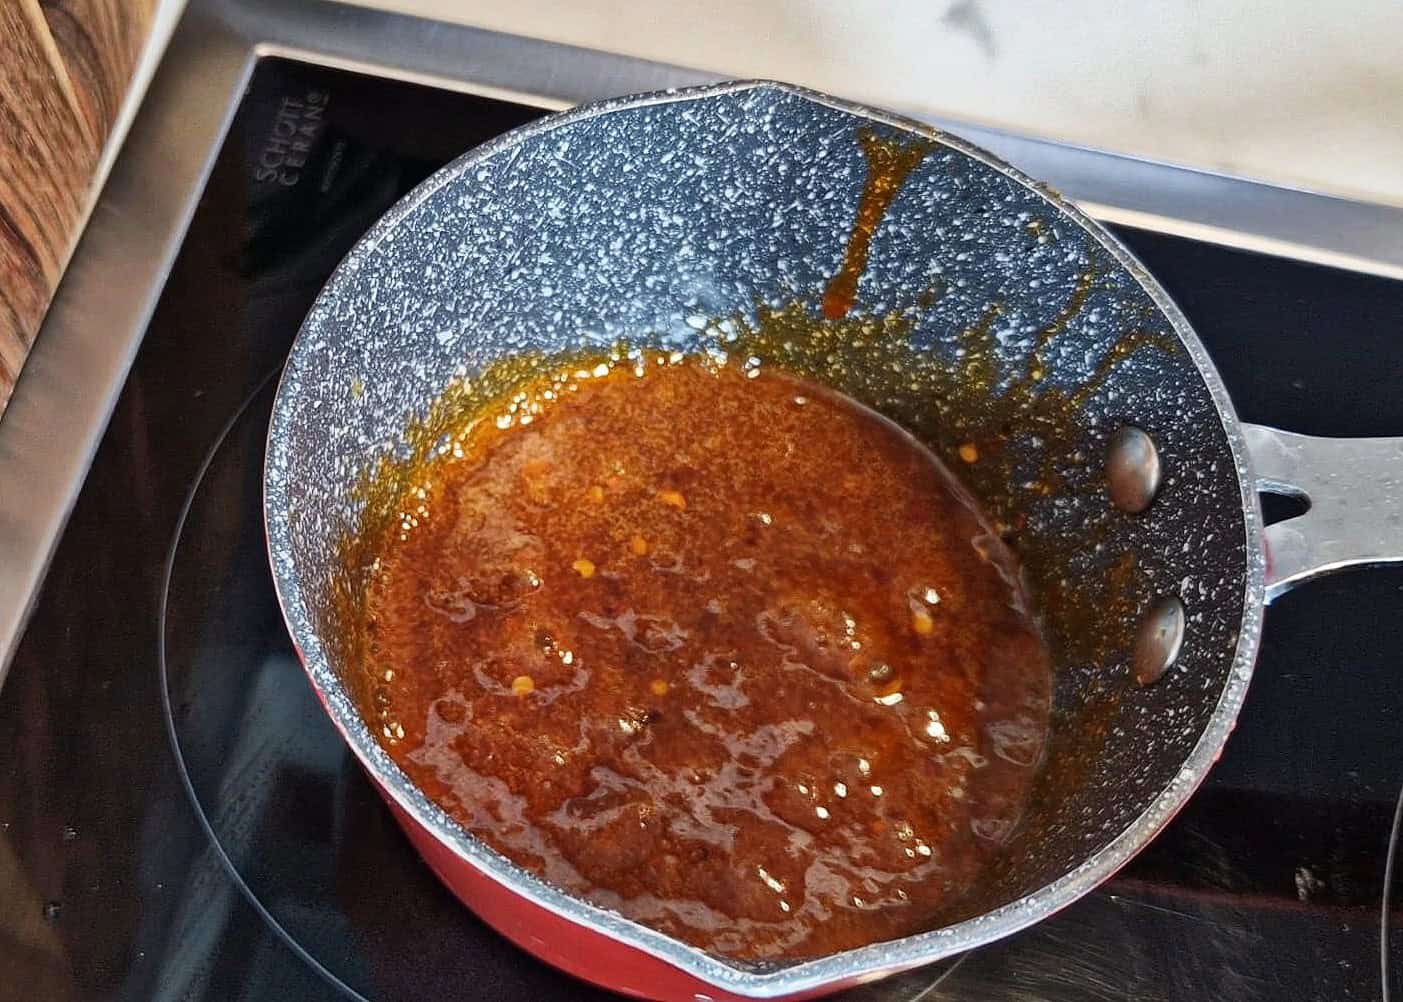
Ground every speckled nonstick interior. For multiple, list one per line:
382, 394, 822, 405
264, 81, 1261, 996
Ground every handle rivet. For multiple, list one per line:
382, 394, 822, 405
1107, 425, 1161, 514
1133, 595, 1185, 686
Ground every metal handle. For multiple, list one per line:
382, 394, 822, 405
1242, 423, 1403, 603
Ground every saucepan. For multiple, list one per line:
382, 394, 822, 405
263, 81, 1403, 1000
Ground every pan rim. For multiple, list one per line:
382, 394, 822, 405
263, 78, 1266, 997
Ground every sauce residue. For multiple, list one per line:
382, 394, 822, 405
822, 129, 934, 320
353, 353, 1052, 959
711, 287, 1175, 670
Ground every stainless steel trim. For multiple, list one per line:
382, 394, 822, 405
0, 6, 254, 685
1244, 423, 1403, 602
0, 0, 1396, 726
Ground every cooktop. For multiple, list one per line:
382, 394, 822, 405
1, 55, 1401, 1002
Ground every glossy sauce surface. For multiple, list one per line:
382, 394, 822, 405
356, 355, 1052, 959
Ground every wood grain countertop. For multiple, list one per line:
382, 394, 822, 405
0, 0, 158, 417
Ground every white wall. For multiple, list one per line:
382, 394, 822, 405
349, 0, 1403, 207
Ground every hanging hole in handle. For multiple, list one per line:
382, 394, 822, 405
1260, 490, 1310, 527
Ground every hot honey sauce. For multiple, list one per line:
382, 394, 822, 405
354, 353, 1052, 960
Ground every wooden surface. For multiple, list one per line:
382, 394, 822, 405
0, 0, 157, 416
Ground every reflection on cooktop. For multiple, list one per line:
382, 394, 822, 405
0, 55, 1400, 1002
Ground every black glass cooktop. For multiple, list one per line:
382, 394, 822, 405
2, 57, 1401, 1002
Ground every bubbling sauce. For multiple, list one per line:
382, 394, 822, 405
355, 353, 1052, 960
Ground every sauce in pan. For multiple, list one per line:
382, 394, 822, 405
355, 353, 1051, 959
